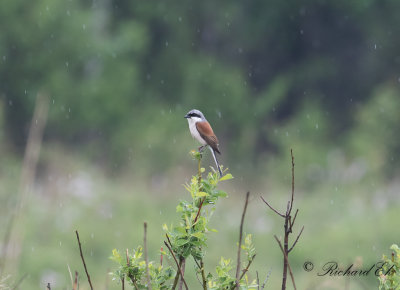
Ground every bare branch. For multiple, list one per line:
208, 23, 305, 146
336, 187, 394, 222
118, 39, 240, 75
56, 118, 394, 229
274, 235, 297, 290
260, 196, 285, 218
75, 230, 94, 290
178, 259, 186, 290
193, 197, 205, 225
290, 209, 299, 231
160, 247, 164, 266
289, 149, 295, 214
261, 268, 272, 289
235, 192, 250, 289
143, 222, 152, 290
288, 226, 304, 253
239, 254, 256, 281
163, 241, 188, 290
200, 259, 207, 290
256, 271, 260, 290
73, 271, 78, 290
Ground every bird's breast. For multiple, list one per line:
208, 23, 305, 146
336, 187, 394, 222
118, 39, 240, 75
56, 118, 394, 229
188, 121, 207, 145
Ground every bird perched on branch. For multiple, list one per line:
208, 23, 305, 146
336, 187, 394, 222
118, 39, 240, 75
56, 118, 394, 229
184, 109, 223, 176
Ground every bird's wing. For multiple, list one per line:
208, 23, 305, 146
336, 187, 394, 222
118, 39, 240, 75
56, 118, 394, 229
196, 121, 221, 154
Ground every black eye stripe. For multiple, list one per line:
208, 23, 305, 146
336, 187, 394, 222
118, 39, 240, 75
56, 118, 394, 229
190, 113, 200, 118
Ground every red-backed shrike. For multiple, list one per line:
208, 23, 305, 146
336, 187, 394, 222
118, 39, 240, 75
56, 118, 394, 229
184, 109, 223, 176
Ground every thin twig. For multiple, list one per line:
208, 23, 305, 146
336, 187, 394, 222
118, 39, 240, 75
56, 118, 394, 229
290, 209, 299, 231
160, 247, 164, 266
289, 149, 295, 214
67, 264, 73, 288
260, 196, 285, 218
165, 234, 183, 289
200, 259, 207, 290
143, 222, 152, 290
73, 271, 78, 290
235, 192, 250, 289
163, 241, 188, 290
288, 226, 304, 253
11, 273, 27, 290
274, 235, 297, 290
178, 259, 186, 290
239, 254, 256, 280
193, 198, 205, 225
75, 230, 94, 290
172, 259, 182, 289
261, 268, 272, 289
256, 271, 260, 290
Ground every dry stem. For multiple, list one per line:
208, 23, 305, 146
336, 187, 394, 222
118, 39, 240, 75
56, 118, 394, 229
75, 230, 94, 290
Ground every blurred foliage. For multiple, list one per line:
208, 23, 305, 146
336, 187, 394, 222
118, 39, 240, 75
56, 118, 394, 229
1, 0, 400, 179
378, 244, 400, 290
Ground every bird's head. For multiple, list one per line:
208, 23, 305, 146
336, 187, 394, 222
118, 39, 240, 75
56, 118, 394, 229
184, 109, 205, 123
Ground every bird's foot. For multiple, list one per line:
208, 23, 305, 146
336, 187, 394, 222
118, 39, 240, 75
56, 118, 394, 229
198, 145, 206, 153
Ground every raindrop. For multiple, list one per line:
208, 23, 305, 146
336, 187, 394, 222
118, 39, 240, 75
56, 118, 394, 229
91, 233, 94, 239
300, 29, 304, 35
374, 44, 377, 50
52, 99, 55, 104
286, 132, 289, 137
24, 90, 27, 94
65, 61, 69, 67
335, 186, 338, 191
165, 41, 168, 47
66, 10, 71, 16
59, 241, 62, 246
59, 202, 63, 208
178, 17, 182, 22
82, 24, 86, 30
372, 245, 376, 251
160, 80, 164, 84
315, 123, 319, 129
46, 6, 49, 11
330, 200, 334, 205
32, 247, 35, 252
90, 250, 93, 256
2, 55, 6, 61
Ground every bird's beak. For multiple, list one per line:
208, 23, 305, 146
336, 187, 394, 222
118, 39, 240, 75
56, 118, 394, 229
184, 114, 190, 119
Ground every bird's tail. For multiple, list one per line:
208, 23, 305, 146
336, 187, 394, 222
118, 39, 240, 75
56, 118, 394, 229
209, 146, 223, 177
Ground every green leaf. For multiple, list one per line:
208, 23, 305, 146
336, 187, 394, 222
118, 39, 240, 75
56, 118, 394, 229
220, 173, 233, 181
197, 191, 209, 197
175, 238, 189, 246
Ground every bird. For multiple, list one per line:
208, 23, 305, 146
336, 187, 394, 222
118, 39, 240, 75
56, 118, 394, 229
184, 109, 223, 176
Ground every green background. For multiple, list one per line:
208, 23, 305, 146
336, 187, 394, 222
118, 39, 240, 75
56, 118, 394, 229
1, 0, 399, 289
